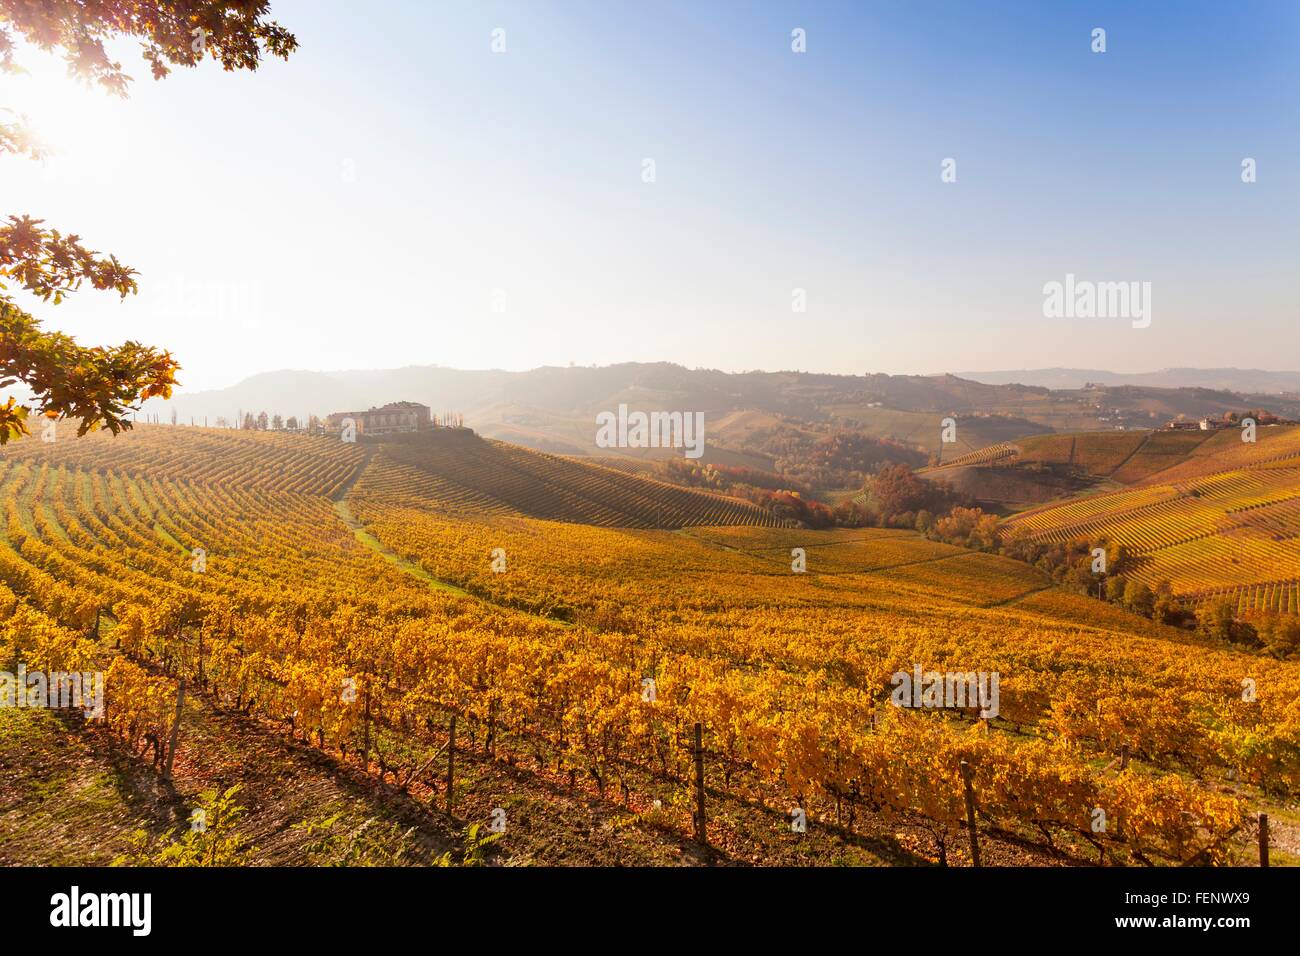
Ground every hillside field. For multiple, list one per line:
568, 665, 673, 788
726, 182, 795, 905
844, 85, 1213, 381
1005, 426, 1300, 611
0, 424, 1297, 867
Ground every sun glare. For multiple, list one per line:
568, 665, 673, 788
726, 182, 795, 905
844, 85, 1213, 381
1, 47, 129, 168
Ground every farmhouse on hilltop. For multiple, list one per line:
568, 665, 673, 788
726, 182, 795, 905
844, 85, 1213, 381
325, 401, 431, 436
1164, 418, 1222, 431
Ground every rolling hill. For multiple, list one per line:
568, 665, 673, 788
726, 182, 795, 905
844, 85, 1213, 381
960, 367, 1300, 394
2, 422, 1296, 866
923, 425, 1300, 509
1004, 425, 1300, 611
351, 430, 782, 528
139, 363, 1300, 467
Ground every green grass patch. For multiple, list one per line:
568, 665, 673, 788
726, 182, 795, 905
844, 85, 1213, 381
333, 499, 474, 598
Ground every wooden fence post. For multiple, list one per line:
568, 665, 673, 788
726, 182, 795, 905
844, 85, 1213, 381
959, 759, 980, 867
361, 686, 371, 766
446, 715, 457, 817
1120, 743, 1129, 770
692, 722, 706, 845
163, 679, 185, 781
1259, 813, 1269, 868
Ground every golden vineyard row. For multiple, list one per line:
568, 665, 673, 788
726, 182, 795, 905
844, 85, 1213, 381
0, 429, 1296, 863
1006, 429, 1300, 609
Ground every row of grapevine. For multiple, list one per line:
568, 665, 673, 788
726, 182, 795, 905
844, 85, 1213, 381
374, 432, 784, 528
0, 431, 1294, 864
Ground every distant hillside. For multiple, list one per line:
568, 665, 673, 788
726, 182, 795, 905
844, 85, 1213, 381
960, 367, 1300, 394
1005, 424, 1300, 612
140, 364, 1300, 485
923, 425, 1300, 510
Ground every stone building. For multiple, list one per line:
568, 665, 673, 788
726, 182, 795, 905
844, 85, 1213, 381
325, 401, 431, 436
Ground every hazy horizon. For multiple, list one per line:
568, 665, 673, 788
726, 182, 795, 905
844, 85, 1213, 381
156, 360, 1300, 397
3, 0, 1297, 391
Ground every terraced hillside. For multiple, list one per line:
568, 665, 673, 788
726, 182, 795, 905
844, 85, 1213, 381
0, 423, 366, 496
1006, 426, 1300, 611
1, 422, 1296, 867
923, 425, 1300, 510
923, 442, 1020, 470
1, 424, 780, 530
359, 430, 784, 528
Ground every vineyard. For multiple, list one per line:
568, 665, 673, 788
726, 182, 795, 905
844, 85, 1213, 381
362, 431, 783, 528
1006, 426, 1300, 611
1, 424, 1297, 866
922, 442, 1020, 471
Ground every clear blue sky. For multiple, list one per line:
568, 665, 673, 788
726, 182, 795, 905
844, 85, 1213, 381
2, 0, 1296, 389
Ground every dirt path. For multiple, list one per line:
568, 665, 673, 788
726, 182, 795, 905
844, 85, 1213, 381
329, 454, 568, 624
333, 497, 480, 601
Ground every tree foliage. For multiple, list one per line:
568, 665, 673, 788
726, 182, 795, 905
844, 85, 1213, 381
0, 1, 297, 95
864, 463, 969, 528
0, 2, 297, 443
0, 215, 177, 441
